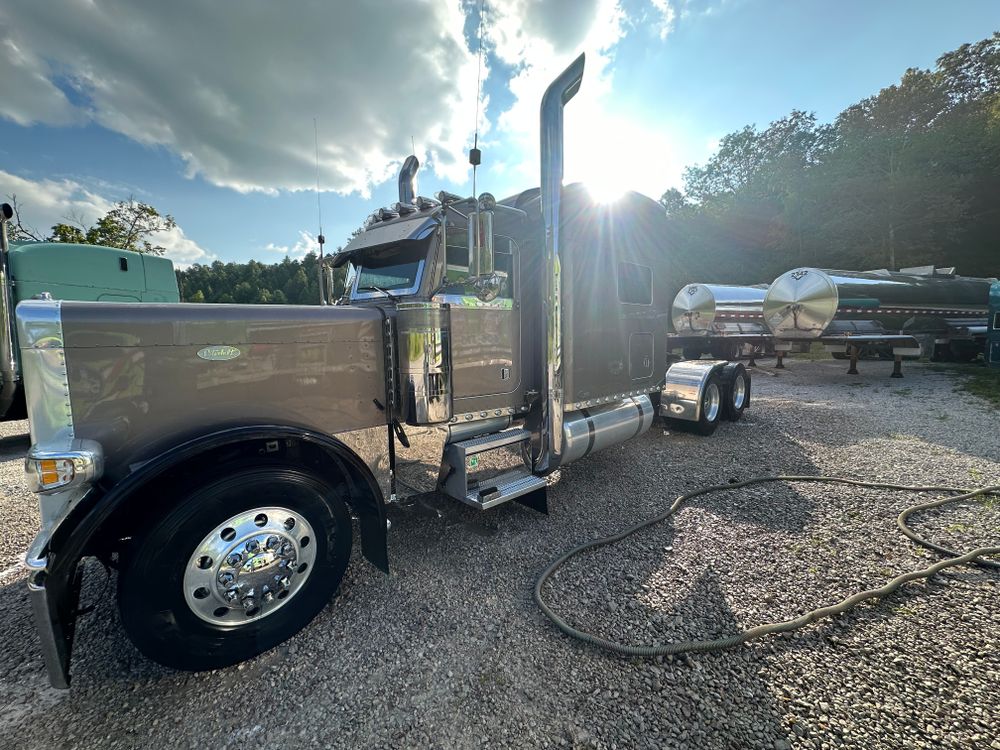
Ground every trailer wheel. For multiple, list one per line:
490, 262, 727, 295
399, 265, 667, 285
117, 463, 352, 671
710, 340, 739, 361
691, 373, 723, 436
682, 346, 702, 361
723, 364, 750, 422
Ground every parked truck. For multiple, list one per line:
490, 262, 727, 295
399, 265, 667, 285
18, 55, 751, 688
0, 204, 179, 422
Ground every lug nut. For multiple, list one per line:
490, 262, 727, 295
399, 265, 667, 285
218, 572, 235, 586
279, 576, 291, 589
245, 539, 260, 553
266, 535, 281, 550
262, 591, 275, 603
226, 553, 243, 567
241, 596, 257, 612
280, 543, 293, 556
224, 588, 239, 603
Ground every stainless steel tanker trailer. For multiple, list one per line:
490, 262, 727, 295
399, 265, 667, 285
669, 283, 774, 361
763, 266, 994, 374
18, 55, 752, 688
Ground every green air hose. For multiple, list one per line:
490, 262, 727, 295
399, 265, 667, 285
534, 476, 1000, 657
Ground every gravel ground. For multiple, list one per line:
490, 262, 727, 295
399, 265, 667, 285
0, 359, 998, 750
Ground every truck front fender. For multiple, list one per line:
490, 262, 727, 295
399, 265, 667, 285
31, 424, 388, 688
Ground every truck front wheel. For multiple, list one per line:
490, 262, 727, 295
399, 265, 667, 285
117, 464, 352, 671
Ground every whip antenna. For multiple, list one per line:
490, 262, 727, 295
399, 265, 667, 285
314, 117, 327, 305
469, 0, 486, 198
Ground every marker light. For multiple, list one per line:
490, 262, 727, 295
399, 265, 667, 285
25, 442, 104, 494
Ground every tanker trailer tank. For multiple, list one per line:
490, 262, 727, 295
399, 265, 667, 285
763, 268, 992, 342
671, 283, 771, 361
671, 283, 768, 334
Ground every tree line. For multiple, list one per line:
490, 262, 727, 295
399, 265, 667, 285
178, 254, 346, 305
661, 32, 1000, 285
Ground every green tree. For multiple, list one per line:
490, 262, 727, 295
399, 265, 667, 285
46, 197, 177, 255
49, 223, 88, 244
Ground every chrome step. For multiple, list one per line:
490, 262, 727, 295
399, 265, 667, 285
452, 427, 530, 455
462, 469, 547, 510
438, 428, 545, 512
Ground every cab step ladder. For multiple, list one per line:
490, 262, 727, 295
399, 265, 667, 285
439, 428, 547, 512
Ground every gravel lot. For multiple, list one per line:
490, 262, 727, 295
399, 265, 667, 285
1, 359, 998, 750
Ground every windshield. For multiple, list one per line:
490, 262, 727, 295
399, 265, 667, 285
351, 243, 426, 296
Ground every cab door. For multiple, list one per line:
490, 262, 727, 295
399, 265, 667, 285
434, 236, 521, 411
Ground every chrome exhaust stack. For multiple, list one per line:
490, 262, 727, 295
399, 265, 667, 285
0, 204, 19, 417
398, 155, 420, 204
535, 53, 585, 475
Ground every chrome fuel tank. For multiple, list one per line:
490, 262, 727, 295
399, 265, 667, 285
671, 284, 767, 334
561, 395, 653, 465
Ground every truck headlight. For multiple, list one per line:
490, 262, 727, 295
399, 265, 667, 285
25, 441, 103, 494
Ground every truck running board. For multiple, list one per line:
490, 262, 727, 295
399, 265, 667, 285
439, 428, 547, 512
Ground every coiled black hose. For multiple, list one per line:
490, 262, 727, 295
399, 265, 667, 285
534, 476, 1000, 657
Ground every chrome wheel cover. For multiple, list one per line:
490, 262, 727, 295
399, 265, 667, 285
732, 375, 747, 410
183, 506, 318, 626
704, 382, 721, 422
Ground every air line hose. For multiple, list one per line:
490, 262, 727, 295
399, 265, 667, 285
534, 476, 1000, 657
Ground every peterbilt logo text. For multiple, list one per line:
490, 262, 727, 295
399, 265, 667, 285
197, 345, 242, 361
790, 270, 809, 281
686, 285, 698, 295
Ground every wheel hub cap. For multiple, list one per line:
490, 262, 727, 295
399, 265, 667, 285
704, 383, 721, 422
184, 506, 317, 626
732, 376, 746, 409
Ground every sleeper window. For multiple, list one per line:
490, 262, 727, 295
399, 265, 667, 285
617, 262, 652, 305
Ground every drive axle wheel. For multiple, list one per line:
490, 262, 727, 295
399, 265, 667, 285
723, 364, 750, 422
691, 373, 723, 436
118, 464, 352, 671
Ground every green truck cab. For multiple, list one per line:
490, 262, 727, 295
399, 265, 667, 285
0, 203, 179, 420
9, 241, 179, 304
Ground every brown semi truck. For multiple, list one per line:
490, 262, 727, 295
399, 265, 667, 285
19, 55, 751, 687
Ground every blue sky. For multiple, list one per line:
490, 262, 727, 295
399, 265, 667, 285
1, 0, 997, 266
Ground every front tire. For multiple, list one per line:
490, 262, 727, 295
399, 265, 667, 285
118, 464, 352, 671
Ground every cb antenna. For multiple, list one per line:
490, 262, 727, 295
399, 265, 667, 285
469, 0, 486, 198
314, 117, 327, 305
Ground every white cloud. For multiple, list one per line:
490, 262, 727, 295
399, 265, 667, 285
0, 1, 684, 203
149, 225, 214, 268
264, 230, 317, 259
649, 0, 677, 39
1, 169, 212, 267
0, 37, 80, 126
0, 1, 482, 196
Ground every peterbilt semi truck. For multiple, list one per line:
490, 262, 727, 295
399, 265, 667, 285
0, 204, 179, 421
19, 55, 751, 688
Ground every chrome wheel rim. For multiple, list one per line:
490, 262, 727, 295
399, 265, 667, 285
732, 375, 747, 409
183, 506, 317, 626
704, 382, 721, 422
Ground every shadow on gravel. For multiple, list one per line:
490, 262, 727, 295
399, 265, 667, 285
0, 431, 30, 457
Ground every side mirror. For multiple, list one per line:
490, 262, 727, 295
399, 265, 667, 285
473, 272, 502, 302
467, 193, 495, 278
